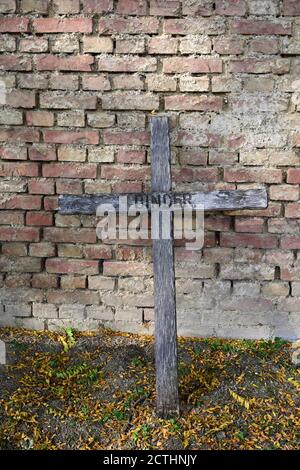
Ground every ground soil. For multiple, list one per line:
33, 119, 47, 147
0, 327, 299, 450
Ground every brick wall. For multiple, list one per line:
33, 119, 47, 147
0, 0, 300, 339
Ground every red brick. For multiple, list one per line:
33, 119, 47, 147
103, 130, 150, 145
98, 17, 159, 34
0, 128, 39, 143
214, 37, 244, 55
83, 0, 113, 13
6, 90, 36, 108
179, 150, 208, 166
33, 18, 92, 33
230, 59, 274, 74
0, 195, 41, 210
283, 0, 300, 15
98, 56, 156, 73
5, 274, 31, 287
113, 74, 145, 90
281, 237, 300, 250
26, 111, 54, 127
235, 217, 265, 233
215, 0, 247, 16
224, 168, 282, 183
32, 273, 58, 289
150, 0, 180, 16
82, 74, 111, 91
36, 55, 94, 72
26, 211, 53, 226
0, 146, 27, 161
230, 19, 292, 35
0, 227, 40, 242
83, 245, 112, 259
287, 169, 300, 184
43, 130, 99, 145
113, 182, 143, 193
0, 211, 24, 225
285, 204, 300, 218
56, 179, 82, 194
44, 196, 58, 211
173, 168, 219, 183
0, 17, 29, 33
117, 0, 147, 15
163, 57, 222, 74
21, 70, 48, 87
117, 149, 146, 164
44, 228, 96, 243
29, 146, 56, 161
2, 243, 27, 256
249, 38, 279, 54
165, 95, 223, 111
0, 55, 31, 71
221, 233, 277, 249
148, 37, 178, 54
101, 165, 150, 181
116, 246, 144, 261
46, 258, 99, 275
43, 162, 96, 178
205, 215, 231, 232
0, 162, 39, 177
29, 242, 55, 257
28, 179, 54, 195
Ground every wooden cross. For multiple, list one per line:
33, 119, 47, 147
59, 116, 268, 418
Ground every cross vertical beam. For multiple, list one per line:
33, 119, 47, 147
150, 116, 179, 418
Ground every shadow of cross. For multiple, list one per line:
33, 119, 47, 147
59, 116, 268, 418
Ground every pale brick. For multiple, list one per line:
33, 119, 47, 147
86, 305, 114, 320
59, 304, 85, 319
32, 303, 58, 319
88, 147, 114, 163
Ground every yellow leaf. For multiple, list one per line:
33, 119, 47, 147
288, 377, 300, 391
229, 389, 250, 410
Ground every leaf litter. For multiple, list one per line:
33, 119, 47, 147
0, 328, 299, 450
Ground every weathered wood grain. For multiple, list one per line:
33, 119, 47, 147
59, 188, 268, 214
58, 116, 269, 419
150, 116, 179, 418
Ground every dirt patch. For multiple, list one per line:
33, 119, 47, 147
0, 328, 299, 450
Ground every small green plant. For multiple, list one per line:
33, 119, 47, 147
131, 357, 145, 367
59, 327, 76, 352
169, 418, 181, 433
11, 340, 28, 352
54, 363, 87, 380
112, 409, 126, 421
254, 337, 288, 358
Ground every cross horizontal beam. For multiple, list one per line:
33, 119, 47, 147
58, 188, 267, 215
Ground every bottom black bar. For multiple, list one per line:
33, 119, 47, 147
0, 450, 299, 466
